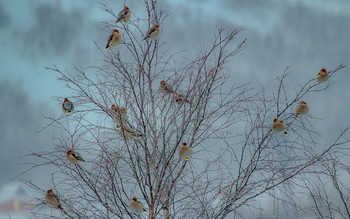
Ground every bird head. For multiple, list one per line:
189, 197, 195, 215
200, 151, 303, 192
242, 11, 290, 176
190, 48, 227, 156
112, 29, 120, 33
300, 101, 307, 104
321, 67, 327, 72
182, 142, 187, 146
273, 117, 279, 122
124, 6, 129, 10
111, 104, 118, 110
131, 196, 138, 201
154, 24, 159, 28
66, 148, 74, 155
47, 189, 54, 195
64, 98, 70, 102
160, 80, 165, 85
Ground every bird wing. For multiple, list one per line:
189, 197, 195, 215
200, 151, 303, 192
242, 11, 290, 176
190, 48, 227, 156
116, 11, 126, 22
74, 152, 85, 161
53, 194, 60, 203
165, 84, 174, 93
145, 27, 156, 38
107, 34, 114, 45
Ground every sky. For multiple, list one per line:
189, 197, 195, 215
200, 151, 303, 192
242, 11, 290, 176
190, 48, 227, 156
0, 0, 350, 217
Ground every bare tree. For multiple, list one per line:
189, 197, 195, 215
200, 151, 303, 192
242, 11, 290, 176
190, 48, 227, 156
23, 1, 350, 218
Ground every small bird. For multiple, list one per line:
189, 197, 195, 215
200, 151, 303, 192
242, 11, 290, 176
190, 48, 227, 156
317, 67, 330, 83
143, 24, 160, 40
110, 104, 129, 127
45, 189, 63, 210
66, 148, 85, 164
116, 125, 143, 140
105, 29, 122, 50
174, 93, 191, 104
159, 80, 175, 95
295, 101, 309, 119
128, 196, 147, 213
179, 142, 193, 161
115, 6, 131, 23
271, 117, 288, 135
62, 98, 74, 114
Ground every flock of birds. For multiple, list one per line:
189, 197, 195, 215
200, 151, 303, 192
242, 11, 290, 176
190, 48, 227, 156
271, 67, 329, 135
44, 4, 331, 215
104, 6, 160, 50
45, 6, 192, 212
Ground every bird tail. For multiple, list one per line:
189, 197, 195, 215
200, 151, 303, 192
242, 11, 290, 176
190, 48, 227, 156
295, 115, 299, 119
284, 131, 288, 135
105, 43, 109, 50
58, 205, 64, 211
143, 36, 148, 41
184, 158, 189, 161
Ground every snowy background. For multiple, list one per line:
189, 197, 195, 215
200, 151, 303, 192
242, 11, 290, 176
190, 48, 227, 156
0, 0, 349, 218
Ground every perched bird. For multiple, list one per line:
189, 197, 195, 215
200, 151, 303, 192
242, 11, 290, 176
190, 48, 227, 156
115, 6, 131, 23
62, 98, 74, 114
159, 80, 175, 95
116, 125, 143, 140
271, 117, 288, 135
110, 104, 129, 127
317, 67, 330, 83
295, 101, 309, 119
66, 148, 85, 164
143, 24, 160, 40
174, 93, 191, 104
105, 29, 122, 50
179, 142, 193, 161
45, 189, 63, 210
128, 196, 147, 213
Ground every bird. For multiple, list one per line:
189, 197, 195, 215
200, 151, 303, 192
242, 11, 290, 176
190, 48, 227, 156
128, 196, 147, 213
109, 104, 129, 127
115, 6, 131, 23
66, 148, 85, 164
143, 24, 160, 40
116, 125, 143, 140
105, 29, 122, 50
295, 101, 309, 119
159, 80, 175, 95
317, 67, 330, 83
45, 189, 63, 210
62, 98, 74, 114
271, 117, 288, 135
174, 93, 191, 104
179, 142, 193, 161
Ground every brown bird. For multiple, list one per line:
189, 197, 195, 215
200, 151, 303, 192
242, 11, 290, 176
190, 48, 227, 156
115, 6, 131, 23
110, 104, 129, 127
317, 67, 330, 83
66, 148, 85, 164
105, 29, 122, 50
174, 93, 191, 104
295, 101, 309, 119
45, 189, 63, 210
179, 142, 193, 160
159, 80, 175, 95
62, 98, 74, 114
128, 196, 147, 213
143, 24, 160, 40
271, 117, 288, 135
116, 125, 143, 140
